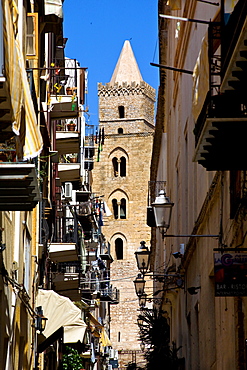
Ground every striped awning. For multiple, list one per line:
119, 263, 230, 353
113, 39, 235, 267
3, 0, 43, 159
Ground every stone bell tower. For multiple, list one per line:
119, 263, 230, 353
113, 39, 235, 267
92, 40, 155, 368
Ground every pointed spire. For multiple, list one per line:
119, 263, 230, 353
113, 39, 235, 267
110, 40, 143, 85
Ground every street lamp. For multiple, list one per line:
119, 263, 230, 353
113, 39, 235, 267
152, 190, 174, 238
133, 273, 146, 297
134, 241, 151, 274
35, 306, 48, 333
139, 293, 147, 308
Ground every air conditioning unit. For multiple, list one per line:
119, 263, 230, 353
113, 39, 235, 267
64, 182, 73, 200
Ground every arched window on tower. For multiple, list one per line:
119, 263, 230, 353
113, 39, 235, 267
115, 238, 123, 260
112, 197, 127, 219
120, 198, 126, 219
112, 157, 118, 177
120, 156, 126, 177
112, 156, 126, 177
118, 128, 123, 134
112, 199, 118, 219
118, 106, 125, 118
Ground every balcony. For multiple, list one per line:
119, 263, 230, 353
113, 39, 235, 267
193, 0, 247, 171
79, 269, 119, 303
49, 242, 78, 263
49, 58, 85, 120
84, 125, 95, 171
0, 78, 12, 141
50, 261, 81, 301
0, 163, 40, 211
50, 94, 79, 120
58, 160, 81, 182
56, 120, 80, 155
43, 0, 63, 34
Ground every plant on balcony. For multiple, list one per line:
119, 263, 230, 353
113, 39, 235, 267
68, 153, 78, 163
62, 346, 85, 370
67, 120, 76, 131
138, 308, 182, 370
0, 142, 16, 162
56, 123, 64, 131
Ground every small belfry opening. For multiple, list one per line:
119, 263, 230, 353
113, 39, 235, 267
118, 127, 123, 134
115, 238, 123, 260
118, 105, 125, 118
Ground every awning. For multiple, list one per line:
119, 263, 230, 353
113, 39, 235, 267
192, 35, 209, 121
45, 0, 63, 18
36, 289, 87, 343
88, 312, 103, 329
3, 0, 43, 159
100, 328, 112, 347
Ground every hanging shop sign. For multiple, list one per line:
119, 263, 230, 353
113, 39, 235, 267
214, 253, 247, 296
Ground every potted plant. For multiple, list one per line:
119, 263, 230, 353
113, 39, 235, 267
56, 123, 64, 131
69, 153, 78, 163
67, 121, 76, 131
0, 142, 16, 162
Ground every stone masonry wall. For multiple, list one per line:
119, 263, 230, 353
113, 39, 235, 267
92, 79, 155, 369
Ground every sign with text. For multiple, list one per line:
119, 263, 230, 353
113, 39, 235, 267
214, 253, 247, 296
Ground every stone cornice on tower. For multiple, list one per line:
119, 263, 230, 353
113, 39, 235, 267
98, 81, 156, 102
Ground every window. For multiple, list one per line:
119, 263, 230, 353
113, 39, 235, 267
112, 199, 118, 219
112, 198, 126, 219
112, 156, 126, 177
24, 232, 31, 294
112, 157, 118, 177
26, 13, 38, 58
120, 198, 126, 219
115, 238, 123, 260
120, 156, 126, 177
109, 148, 128, 178
118, 106, 125, 118
118, 128, 123, 134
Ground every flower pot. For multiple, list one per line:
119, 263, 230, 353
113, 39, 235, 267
0, 153, 7, 162
70, 157, 77, 163
66, 87, 73, 95
67, 123, 76, 131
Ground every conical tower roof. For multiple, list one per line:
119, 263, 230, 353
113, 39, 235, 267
110, 40, 143, 85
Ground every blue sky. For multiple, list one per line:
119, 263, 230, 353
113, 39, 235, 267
63, 0, 159, 127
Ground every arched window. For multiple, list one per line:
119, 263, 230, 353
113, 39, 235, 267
120, 198, 126, 219
115, 238, 123, 260
109, 148, 128, 178
118, 106, 125, 118
112, 198, 127, 219
120, 156, 126, 177
118, 128, 123, 134
112, 157, 118, 177
112, 156, 126, 177
112, 199, 118, 219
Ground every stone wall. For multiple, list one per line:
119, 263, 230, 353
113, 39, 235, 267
92, 78, 155, 368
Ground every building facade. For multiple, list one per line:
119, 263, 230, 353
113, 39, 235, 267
93, 40, 156, 369
149, 0, 247, 369
0, 1, 117, 369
